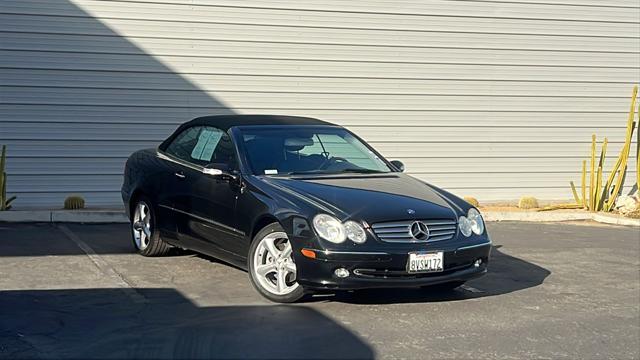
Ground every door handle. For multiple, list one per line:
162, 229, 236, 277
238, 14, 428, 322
174, 172, 186, 179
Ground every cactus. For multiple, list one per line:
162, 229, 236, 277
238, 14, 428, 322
518, 196, 539, 210
581, 160, 586, 208
569, 85, 638, 213
594, 138, 608, 211
604, 86, 637, 211
0, 145, 17, 211
539, 203, 583, 211
64, 195, 86, 210
463, 196, 480, 207
589, 135, 596, 211
569, 181, 580, 204
637, 97, 640, 192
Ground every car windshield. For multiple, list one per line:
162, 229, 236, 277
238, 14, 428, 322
239, 126, 392, 176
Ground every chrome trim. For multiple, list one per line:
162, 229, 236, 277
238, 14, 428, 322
311, 249, 390, 256
157, 151, 202, 172
159, 204, 245, 236
456, 242, 492, 251
371, 219, 458, 243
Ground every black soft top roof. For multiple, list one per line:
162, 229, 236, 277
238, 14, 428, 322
183, 114, 334, 131
159, 114, 336, 150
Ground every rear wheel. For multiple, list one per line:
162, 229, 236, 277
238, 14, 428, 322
131, 197, 171, 257
248, 223, 305, 303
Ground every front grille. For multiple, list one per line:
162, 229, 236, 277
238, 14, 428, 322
370, 219, 458, 243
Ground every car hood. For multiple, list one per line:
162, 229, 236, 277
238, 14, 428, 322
259, 173, 459, 224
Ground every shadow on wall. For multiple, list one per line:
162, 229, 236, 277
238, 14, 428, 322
1, 0, 235, 208
0, 288, 375, 359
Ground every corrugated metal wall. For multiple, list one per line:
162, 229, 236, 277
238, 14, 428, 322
1, 0, 639, 208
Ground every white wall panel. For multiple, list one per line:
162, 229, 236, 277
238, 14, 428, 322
1, 0, 638, 207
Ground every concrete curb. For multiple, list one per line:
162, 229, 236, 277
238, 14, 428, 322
0, 209, 638, 227
0, 210, 128, 223
482, 210, 592, 223
592, 213, 640, 227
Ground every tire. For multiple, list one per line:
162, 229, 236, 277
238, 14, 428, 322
422, 281, 466, 291
130, 196, 171, 257
248, 223, 305, 303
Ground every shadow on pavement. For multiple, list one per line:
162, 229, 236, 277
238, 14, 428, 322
315, 245, 551, 305
0, 288, 374, 359
0, 224, 550, 305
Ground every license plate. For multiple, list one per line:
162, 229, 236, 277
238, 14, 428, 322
407, 252, 444, 273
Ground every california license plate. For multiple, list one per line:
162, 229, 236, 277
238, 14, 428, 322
407, 252, 444, 273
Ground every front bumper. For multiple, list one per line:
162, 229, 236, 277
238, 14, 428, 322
294, 241, 491, 290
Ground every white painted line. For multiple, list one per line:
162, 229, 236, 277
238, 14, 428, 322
57, 224, 147, 304
460, 284, 484, 293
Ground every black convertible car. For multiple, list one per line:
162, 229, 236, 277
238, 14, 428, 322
122, 115, 491, 302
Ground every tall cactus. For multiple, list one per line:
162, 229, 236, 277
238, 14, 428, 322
0, 145, 17, 211
604, 86, 637, 211
569, 85, 638, 212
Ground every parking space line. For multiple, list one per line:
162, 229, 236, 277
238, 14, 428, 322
57, 224, 147, 304
460, 284, 484, 293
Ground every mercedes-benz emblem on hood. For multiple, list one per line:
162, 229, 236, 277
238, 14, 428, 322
409, 221, 429, 241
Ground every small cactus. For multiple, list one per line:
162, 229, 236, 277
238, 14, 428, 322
463, 196, 480, 207
0, 145, 17, 211
64, 195, 85, 210
518, 196, 539, 210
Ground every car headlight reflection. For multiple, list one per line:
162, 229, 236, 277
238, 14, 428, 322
312, 214, 367, 244
459, 208, 485, 237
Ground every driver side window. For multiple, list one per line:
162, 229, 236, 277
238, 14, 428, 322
165, 126, 237, 168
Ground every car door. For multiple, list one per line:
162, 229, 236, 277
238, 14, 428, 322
167, 126, 245, 260
158, 126, 207, 248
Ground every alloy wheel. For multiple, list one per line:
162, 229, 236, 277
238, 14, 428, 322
252, 231, 299, 296
132, 201, 152, 250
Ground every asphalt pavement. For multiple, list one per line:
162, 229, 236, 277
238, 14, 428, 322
0, 221, 638, 359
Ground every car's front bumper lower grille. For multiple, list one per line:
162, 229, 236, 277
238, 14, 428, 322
370, 219, 458, 243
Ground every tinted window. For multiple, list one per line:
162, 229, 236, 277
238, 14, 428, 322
239, 126, 391, 175
165, 126, 236, 167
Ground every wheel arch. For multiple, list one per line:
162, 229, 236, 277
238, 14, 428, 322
128, 188, 148, 218
250, 214, 282, 242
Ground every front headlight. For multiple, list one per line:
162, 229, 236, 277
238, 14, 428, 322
467, 208, 485, 235
344, 221, 366, 244
458, 216, 472, 237
459, 209, 485, 237
313, 214, 346, 243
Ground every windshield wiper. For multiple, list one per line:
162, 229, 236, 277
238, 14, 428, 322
273, 168, 386, 176
273, 170, 326, 176
334, 168, 386, 174
272, 168, 386, 177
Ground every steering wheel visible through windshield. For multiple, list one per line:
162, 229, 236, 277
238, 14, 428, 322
239, 126, 392, 176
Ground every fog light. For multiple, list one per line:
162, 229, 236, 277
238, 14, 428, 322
474, 259, 483, 268
334, 268, 349, 278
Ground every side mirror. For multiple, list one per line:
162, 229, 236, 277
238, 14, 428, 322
390, 160, 405, 172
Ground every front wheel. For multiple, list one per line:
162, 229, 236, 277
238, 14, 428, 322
248, 223, 305, 303
131, 197, 171, 257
